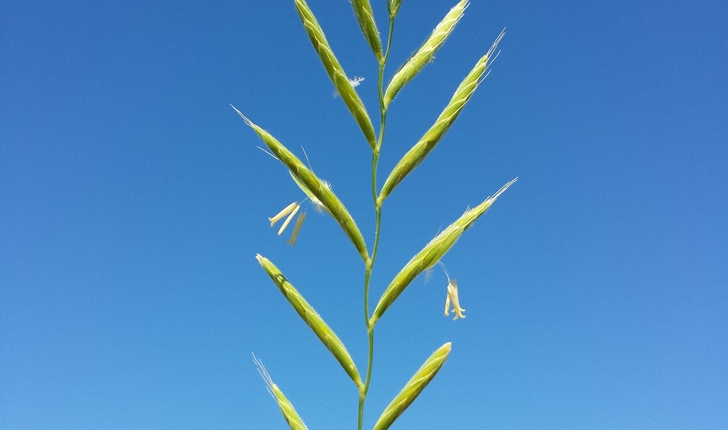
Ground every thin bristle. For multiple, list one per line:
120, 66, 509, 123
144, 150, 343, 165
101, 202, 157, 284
257, 145, 279, 160
491, 177, 518, 201
438, 261, 452, 281
252, 353, 275, 398
487, 29, 505, 62
230, 104, 253, 127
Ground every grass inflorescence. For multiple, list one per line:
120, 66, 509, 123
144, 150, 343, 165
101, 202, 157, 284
237, 1, 515, 428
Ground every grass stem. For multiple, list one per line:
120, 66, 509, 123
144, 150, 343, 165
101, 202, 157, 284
358, 16, 395, 430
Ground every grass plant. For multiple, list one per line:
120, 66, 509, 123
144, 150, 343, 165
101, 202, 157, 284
235, 1, 515, 428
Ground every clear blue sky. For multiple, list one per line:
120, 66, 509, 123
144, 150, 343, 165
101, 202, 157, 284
1, 0, 727, 429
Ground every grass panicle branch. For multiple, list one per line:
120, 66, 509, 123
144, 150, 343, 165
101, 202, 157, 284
379, 29, 505, 203
371, 178, 517, 325
371, 343, 452, 430
257, 255, 364, 390
295, 0, 377, 149
233, 106, 370, 262
383, 0, 468, 109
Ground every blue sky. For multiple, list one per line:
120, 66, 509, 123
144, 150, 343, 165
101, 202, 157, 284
1, 0, 727, 429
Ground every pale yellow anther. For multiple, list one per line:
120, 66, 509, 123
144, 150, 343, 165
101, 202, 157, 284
286, 212, 307, 247
269, 202, 301, 235
269, 202, 299, 227
444, 279, 466, 320
277, 204, 300, 235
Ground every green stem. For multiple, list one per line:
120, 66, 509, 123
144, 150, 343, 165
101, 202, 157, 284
358, 18, 395, 430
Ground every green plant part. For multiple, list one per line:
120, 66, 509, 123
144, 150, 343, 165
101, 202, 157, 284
372, 343, 452, 430
379, 30, 505, 203
234, 106, 369, 263
371, 178, 516, 326
254, 355, 309, 430
388, 0, 402, 20
351, 0, 383, 61
295, 0, 377, 149
383, 0, 469, 109
238, 2, 514, 429
257, 255, 364, 390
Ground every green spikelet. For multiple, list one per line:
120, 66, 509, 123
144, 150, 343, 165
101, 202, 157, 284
372, 343, 452, 430
371, 179, 516, 325
295, 0, 377, 149
253, 355, 309, 430
383, 0, 468, 109
257, 255, 364, 390
351, 0, 383, 61
388, 0, 402, 20
234, 106, 369, 262
379, 30, 504, 202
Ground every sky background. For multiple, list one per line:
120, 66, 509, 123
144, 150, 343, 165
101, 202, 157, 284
1, 0, 727, 429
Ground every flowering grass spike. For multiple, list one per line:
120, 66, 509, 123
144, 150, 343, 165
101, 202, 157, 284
238, 2, 515, 429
